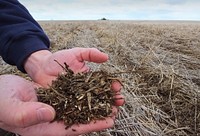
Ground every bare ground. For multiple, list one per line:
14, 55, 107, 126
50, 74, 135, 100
1, 21, 200, 136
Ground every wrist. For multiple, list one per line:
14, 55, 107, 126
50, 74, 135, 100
24, 50, 52, 80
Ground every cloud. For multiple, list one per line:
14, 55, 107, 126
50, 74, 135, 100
164, 0, 187, 5
19, 0, 200, 20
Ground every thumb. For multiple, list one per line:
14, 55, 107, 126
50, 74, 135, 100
3, 101, 55, 128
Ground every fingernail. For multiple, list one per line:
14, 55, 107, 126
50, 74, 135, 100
37, 108, 55, 122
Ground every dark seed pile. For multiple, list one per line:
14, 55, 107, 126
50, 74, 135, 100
37, 63, 120, 128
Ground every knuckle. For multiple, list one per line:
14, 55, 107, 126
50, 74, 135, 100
14, 112, 27, 127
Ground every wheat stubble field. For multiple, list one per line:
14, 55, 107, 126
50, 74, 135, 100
0, 21, 200, 136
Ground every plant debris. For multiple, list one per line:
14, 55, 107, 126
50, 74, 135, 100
2, 21, 200, 136
36, 62, 121, 128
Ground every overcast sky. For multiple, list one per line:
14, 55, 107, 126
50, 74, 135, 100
19, 0, 200, 20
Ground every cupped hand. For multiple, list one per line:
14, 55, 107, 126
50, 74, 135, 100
0, 75, 54, 135
22, 47, 124, 135
0, 75, 123, 136
24, 48, 109, 87
25, 47, 124, 107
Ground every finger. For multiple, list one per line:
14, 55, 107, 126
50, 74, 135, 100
111, 81, 122, 92
114, 93, 125, 106
70, 118, 114, 135
111, 106, 118, 119
111, 81, 125, 106
14, 118, 114, 136
13, 108, 118, 136
3, 101, 55, 128
76, 48, 109, 63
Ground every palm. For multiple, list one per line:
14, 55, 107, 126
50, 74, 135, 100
0, 75, 119, 136
32, 48, 108, 86
21, 48, 124, 135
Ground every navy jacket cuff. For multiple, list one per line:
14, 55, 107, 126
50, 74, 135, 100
7, 35, 49, 73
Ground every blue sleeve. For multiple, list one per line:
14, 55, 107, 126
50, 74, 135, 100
0, 0, 50, 72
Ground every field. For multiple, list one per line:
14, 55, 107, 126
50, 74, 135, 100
0, 21, 200, 136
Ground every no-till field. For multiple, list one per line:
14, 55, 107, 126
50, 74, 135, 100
1, 21, 200, 136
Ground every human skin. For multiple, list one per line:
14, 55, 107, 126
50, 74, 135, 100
0, 48, 124, 136
0, 75, 122, 136
24, 48, 110, 86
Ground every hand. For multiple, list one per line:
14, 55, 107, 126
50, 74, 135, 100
0, 75, 54, 135
25, 47, 124, 106
24, 48, 109, 87
23, 47, 124, 135
0, 75, 123, 136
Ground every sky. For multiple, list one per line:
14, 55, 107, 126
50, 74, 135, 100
19, 0, 200, 20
